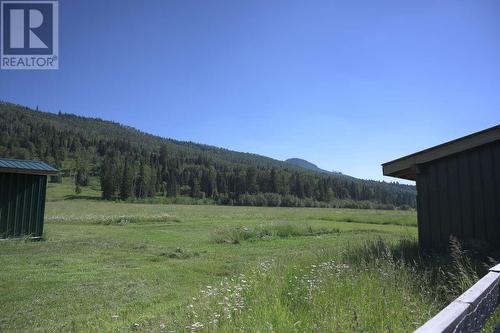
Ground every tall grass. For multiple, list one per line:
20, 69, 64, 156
167, 237, 492, 332
212, 222, 340, 244
342, 236, 488, 303
447, 237, 479, 293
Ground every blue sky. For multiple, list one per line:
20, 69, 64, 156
1, 0, 499, 183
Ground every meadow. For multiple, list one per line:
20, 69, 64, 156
0, 180, 485, 332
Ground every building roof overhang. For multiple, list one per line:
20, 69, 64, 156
382, 125, 500, 181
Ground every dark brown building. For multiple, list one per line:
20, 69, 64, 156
383, 125, 500, 249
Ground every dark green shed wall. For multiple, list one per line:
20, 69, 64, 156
416, 140, 500, 249
0, 173, 48, 239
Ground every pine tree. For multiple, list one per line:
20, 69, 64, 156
134, 162, 148, 198
100, 155, 117, 199
246, 167, 258, 194
75, 152, 89, 186
167, 169, 178, 197
191, 177, 201, 198
119, 159, 133, 200
270, 168, 278, 193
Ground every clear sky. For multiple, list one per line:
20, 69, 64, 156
1, 0, 499, 183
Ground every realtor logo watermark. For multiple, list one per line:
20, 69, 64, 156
1, 0, 58, 70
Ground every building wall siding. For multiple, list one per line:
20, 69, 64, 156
0, 173, 47, 238
416, 140, 500, 249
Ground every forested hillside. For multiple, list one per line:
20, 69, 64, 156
0, 102, 416, 208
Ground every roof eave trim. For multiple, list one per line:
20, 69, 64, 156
383, 125, 500, 179
0, 168, 59, 176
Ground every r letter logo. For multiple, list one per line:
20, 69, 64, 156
1, 0, 58, 70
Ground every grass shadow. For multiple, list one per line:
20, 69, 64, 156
62, 195, 102, 201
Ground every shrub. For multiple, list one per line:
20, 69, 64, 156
263, 193, 281, 207
212, 226, 256, 244
179, 185, 191, 196
213, 222, 340, 244
398, 204, 412, 211
253, 193, 267, 206
281, 195, 300, 207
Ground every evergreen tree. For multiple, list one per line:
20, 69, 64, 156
190, 177, 202, 198
119, 159, 133, 200
167, 169, 178, 197
246, 167, 258, 194
134, 162, 149, 198
100, 154, 117, 199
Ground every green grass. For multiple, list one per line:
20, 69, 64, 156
483, 307, 500, 332
43, 199, 417, 227
0, 180, 485, 332
46, 176, 101, 201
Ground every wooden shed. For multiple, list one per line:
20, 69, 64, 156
382, 125, 500, 249
0, 158, 58, 239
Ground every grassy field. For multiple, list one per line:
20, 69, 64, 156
0, 180, 481, 332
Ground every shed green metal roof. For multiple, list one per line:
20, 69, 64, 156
0, 158, 58, 175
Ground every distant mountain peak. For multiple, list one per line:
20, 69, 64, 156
285, 158, 319, 169
285, 158, 341, 175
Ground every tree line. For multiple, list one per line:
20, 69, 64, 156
97, 146, 414, 208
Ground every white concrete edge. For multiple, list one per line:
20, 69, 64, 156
414, 265, 500, 333
490, 264, 500, 273
414, 300, 471, 333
